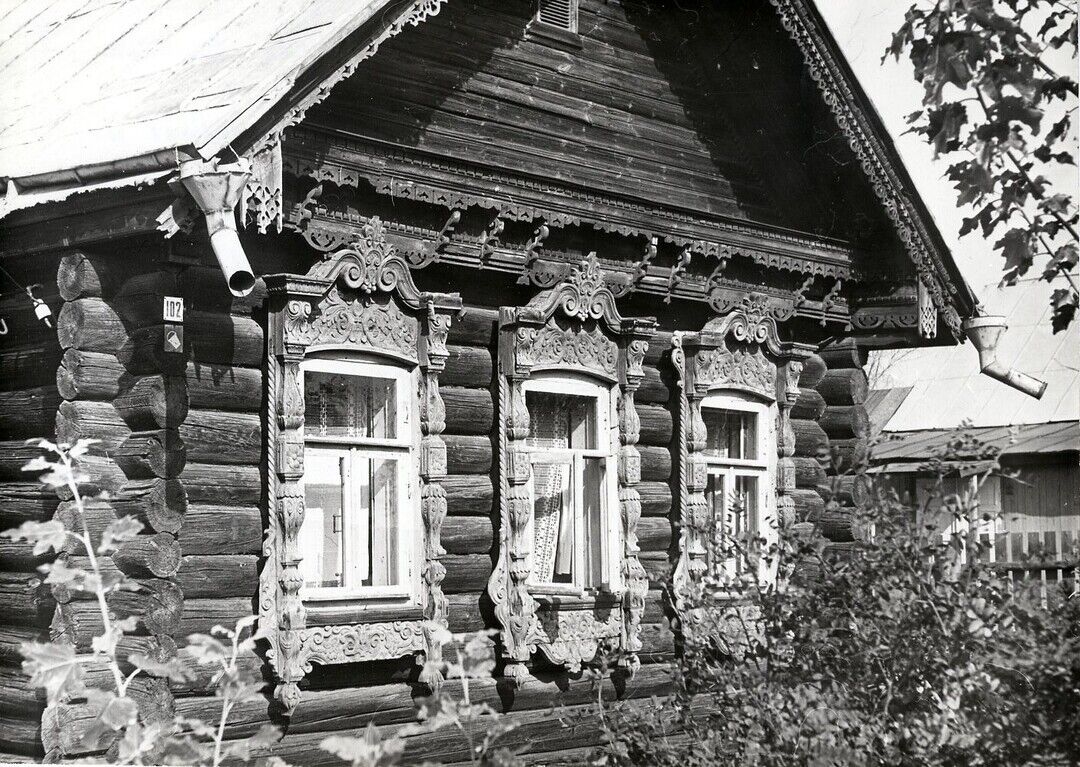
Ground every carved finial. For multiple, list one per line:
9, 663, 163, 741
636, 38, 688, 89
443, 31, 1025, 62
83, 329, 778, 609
633, 236, 658, 287
821, 278, 843, 325
478, 214, 504, 268
665, 246, 692, 304
793, 275, 815, 306
517, 222, 550, 285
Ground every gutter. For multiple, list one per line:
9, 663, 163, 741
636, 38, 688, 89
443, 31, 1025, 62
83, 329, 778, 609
963, 315, 1047, 399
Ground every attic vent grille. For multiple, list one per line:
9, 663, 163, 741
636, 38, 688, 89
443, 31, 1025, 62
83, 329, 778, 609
537, 0, 578, 32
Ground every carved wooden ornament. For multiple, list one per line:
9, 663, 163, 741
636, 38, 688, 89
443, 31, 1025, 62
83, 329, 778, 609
671, 292, 813, 640
263, 217, 461, 714
488, 254, 656, 680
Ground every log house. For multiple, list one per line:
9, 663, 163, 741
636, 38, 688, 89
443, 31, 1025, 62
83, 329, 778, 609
0, 0, 980, 761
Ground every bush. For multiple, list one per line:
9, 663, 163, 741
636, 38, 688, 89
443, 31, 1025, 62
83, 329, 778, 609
597, 430, 1080, 766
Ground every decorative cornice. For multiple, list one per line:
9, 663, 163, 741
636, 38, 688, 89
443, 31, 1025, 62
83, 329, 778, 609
767, 0, 968, 337
283, 128, 855, 279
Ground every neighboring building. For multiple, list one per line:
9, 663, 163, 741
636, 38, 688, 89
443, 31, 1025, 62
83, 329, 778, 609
869, 277, 1080, 596
0, 0, 982, 761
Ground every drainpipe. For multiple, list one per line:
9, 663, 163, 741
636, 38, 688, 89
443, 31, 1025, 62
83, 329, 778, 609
179, 158, 255, 297
962, 315, 1047, 399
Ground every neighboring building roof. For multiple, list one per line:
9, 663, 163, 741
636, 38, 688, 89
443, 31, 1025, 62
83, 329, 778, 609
866, 386, 912, 437
871, 277, 1080, 431
872, 421, 1080, 469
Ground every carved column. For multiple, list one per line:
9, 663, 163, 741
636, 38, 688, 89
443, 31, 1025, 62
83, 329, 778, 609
418, 304, 452, 688
775, 346, 814, 534
617, 323, 653, 667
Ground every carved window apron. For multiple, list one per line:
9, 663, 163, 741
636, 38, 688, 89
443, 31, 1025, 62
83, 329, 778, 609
263, 218, 461, 714
488, 255, 656, 680
671, 293, 814, 640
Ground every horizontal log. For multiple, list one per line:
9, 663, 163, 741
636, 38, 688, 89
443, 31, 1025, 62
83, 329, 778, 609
447, 592, 484, 633
0, 439, 59, 481
0, 538, 52, 571
178, 409, 261, 466
0, 626, 45, 663
57, 250, 120, 301
116, 325, 187, 376
441, 553, 491, 594
637, 404, 672, 446
56, 349, 122, 401
0, 665, 46, 715
443, 474, 493, 516
441, 516, 493, 555
792, 456, 828, 489
442, 387, 493, 435
176, 555, 258, 598
51, 581, 182, 643
790, 388, 826, 420
0, 346, 61, 392
645, 330, 673, 366
806, 508, 868, 543
639, 551, 672, 589
56, 298, 127, 353
111, 533, 181, 578
0, 387, 60, 438
181, 463, 261, 505
446, 306, 496, 346
0, 712, 42, 755
41, 700, 113, 758
178, 505, 261, 555
817, 339, 865, 370
171, 646, 263, 695
791, 419, 829, 459
815, 368, 868, 406
179, 597, 254, 637
639, 445, 672, 482
789, 488, 826, 521
637, 364, 672, 405
0, 483, 60, 527
107, 272, 181, 327
444, 435, 492, 475
799, 354, 827, 389
113, 375, 188, 429
0, 571, 52, 626
178, 265, 267, 315
111, 478, 187, 535
55, 399, 129, 450
818, 405, 869, 440
638, 481, 672, 517
185, 312, 265, 367
186, 362, 262, 412
638, 517, 672, 552
829, 438, 869, 473
823, 474, 870, 507
112, 429, 186, 479
441, 345, 492, 388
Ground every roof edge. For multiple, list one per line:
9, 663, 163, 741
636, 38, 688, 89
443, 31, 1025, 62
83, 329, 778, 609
768, 0, 979, 335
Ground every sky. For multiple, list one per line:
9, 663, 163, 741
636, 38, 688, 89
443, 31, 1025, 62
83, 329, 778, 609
815, 0, 1078, 297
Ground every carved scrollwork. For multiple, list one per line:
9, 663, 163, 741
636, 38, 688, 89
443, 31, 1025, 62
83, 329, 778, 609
263, 217, 462, 713
490, 258, 657, 680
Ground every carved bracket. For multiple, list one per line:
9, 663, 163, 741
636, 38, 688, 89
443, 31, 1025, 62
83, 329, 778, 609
488, 255, 656, 681
263, 217, 461, 714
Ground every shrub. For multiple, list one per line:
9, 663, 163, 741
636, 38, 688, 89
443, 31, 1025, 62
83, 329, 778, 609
596, 429, 1080, 766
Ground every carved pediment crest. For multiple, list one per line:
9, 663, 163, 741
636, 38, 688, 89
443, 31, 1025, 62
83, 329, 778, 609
695, 340, 777, 398
523, 254, 624, 332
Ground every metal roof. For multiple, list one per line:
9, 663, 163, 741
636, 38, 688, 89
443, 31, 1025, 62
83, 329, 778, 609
871, 277, 1080, 431
0, 0, 392, 193
872, 421, 1080, 463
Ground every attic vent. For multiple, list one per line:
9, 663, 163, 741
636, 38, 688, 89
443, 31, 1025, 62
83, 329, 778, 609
536, 0, 578, 33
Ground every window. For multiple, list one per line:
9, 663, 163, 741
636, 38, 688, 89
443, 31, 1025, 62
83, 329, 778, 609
524, 375, 619, 596
298, 358, 416, 600
700, 393, 771, 581
536, 0, 578, 33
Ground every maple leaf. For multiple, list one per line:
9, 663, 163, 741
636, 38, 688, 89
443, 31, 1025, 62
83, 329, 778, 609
20, 641, 85, 702
1050, 288, 1078, 334
994, 228, 1034, 280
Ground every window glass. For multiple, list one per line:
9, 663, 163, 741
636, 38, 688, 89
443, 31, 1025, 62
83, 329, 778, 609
524, 383, 610, 591
305, 371, 397, 439
526, 390, 597, 450
300, 364, 409, 598
702, 408, 757, 460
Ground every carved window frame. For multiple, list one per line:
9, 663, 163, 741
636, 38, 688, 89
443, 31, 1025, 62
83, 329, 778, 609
262, 218, 462, 714
672, 293, 813, 638
487, 255, 656, 680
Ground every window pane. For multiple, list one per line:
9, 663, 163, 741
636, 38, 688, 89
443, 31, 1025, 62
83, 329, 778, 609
299, 449, 346, 589
734, 475, 757, 539
532, 458, 573, 584
356, 454, 399, 587
526, 390, 597, 450
702, 408, 757, 460
583, 457, 605, 589
706, 472, 727, 567
305, 371, 397, 439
